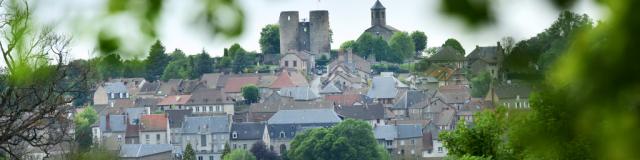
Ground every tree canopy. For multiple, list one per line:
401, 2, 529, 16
144, 40, 169, 81
389, 32, 416, 61
224, 149, 256, 160
287, 119, 385, 160
410, 31, 428, 54
442, 38, 465, 55
259, 24, 280, 54
249, 141, 278, 160
184, 143, 196, 160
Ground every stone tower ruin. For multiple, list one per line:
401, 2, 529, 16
279, 10, 331, 58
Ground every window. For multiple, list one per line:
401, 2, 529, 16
243, 144, 247, 149
198, 156, 203, 160
280, 131, 286, 138
438, 147, 443, 153
201, 135, 207, 147
293, 60, 297, 67
156, 134, 160, 142
145, 135, 150, 143
385, 140, 392, 146
232, 132, 238, 139
400, 140, 405, 146
411, 139, 415, 145
285, 61, 289, 67
209, 156, 214, 160
117, 135, 122, 142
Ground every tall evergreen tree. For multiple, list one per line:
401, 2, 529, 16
193, 50, 213, 77
183, 143, 196, 160
144, 40, 169, 81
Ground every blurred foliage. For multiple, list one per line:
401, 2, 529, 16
440, 0, 640, 159
440, 108, 506, 159
65, 146, 119, 160
440, 0, 493, 27
259, 24, 280, 54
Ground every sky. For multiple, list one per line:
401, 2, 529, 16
32, 0, 606, 60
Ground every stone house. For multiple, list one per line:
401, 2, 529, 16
93, 82, 130, 106
185, 88, 234, 115
166, 109, 192, 147
373, 124, 425, 158
139, 114, 170, 144
334, 103, 386, 127
279, 51, 314, 74
181, 116, 231, 160
422, 123, 448, 159
466, 42, 504, 79
485, 82, 532, 109
156, 95, 191, 112
230, 122, 268, 150
428, 46, 466, 69
94, 114, 127, 150
367, 75, 406, 104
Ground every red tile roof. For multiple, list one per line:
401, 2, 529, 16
270, 71, 296, 89
140, 114, 168, 131
223, 76, 259, 93
324, 94, 361, 106
157, 95, 191, 106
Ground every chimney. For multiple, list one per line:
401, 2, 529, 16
106, 114, 111, 131
497, 41, 501, 48
347, 49, 354, 63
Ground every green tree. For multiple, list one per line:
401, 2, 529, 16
442, 38, 465, 55
183, 143, 196, 160
74, 106, 98, 150
193, 50, 214, 77
224, 149, 256, 160
410, 31, 428, 55
123, 59, 146, 78
440, 108, 506, 159
389, 32, 416, 61
470, 71, 491, 97
259, 24, 280, 54
161, 56, 193, 81
97, 53, 124, 79
222, 142, 232, 159
249, 141, 278, 160
242, 85, 259, 104
144, 40, 169, 81
66, 147, 119, 160
287, 119, 382, 160
339, 40, 356, 51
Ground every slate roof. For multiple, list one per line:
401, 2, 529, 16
397, 124, 423, 139
319, 83, 342, 94
494, 83, 532, 99
182, 116, 230, 134
367, 76, 398, 99
334, 103, 384, 120
249, 93, 334, 115
435, 108, 456, 126
278, 86, 320, 101
134, 98, 161, 108
158, 79, 182, 96
324, 94, 362, 106
104, 82, 128, 93
438, 85, 471, 104
267, 109, 341, 124
201, 73, 222, 89
124, 107, 146, 125
157, 95, 191, 106
140, 114, 168, 132
139, 81, 160, 94
99, 114, 127, 132
372, 0, 385, 9
231, 122, 265, 140
393, 90, 432, 109
374, 125, 397, 141
187, 88, 232, 105
467, 46, 501, 64
223, 76, 260, 93
328, 51, 372, 74
374, 124, 423, 140
429, 46, 465, 61
166, 109, 192, 128
119, 144, 172, 158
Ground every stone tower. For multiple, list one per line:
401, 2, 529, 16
310, 10, 331, 58
371, 0, 386, 26
279, 11, 300, 55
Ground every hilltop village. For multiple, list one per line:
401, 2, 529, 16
56, 1, 534, 160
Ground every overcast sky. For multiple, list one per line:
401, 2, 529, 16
33, 0, 606, 60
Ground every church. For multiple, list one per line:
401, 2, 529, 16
364, 0, 400, 41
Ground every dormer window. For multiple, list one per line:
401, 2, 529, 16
279, 131, 286, 138
232, 132, 238, 139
